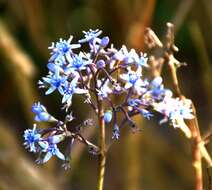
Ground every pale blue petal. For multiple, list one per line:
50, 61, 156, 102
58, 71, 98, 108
43, 152, 52, 163
38, 141, 49, 151
34, 115, 41, 122
70, 44, 81, 49
45, 87, 56, 95
55, 149, 65, 160
58, 86, 64, 95
43, 77, 52, 83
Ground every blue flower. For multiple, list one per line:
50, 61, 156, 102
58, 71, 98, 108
78, 29, 102, 43
48, 36, 81, 62
153, 97, 194, 127
97, 79, 112, 99
67, 53, 92, 71
62, 79, 88, 106
120, 68, 142, 88
78, 29, 109, 53
148, 77, 172, 101
23, 124, 41, 152
136, 53, 148, 68
113, 46, 135, 63
104, 110, 113, 123
41, 70, 67, 95
42, 143, 65, 163
120, 68, 147, 94
113, 46, 148, 67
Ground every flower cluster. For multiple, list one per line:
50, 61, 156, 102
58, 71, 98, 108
24, 29, 194, 166
23, 124, 65, 163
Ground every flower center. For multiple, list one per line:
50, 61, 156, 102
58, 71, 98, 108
129, 74, 138, 84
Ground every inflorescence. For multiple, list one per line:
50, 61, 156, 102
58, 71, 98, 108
23, 29, 194, 168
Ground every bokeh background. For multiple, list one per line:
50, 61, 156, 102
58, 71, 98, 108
0, 0, 211, 189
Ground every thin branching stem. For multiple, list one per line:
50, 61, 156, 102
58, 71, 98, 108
97, 99, 106, 190
165, 23, 204, 190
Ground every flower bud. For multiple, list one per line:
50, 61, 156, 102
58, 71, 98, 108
100, 36, 109, 47
47, 62, 61, 73
103, 110, 113, 123
96, 59, 106, 69
151, 76, 162, 88
35, 112, 51, 122
32, 102, 45, 114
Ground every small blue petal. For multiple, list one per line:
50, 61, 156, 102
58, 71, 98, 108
43, 152, 53, 163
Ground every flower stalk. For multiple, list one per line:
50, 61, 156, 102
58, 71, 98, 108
97, 99, 106, 190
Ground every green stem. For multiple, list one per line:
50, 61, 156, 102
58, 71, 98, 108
97, 100, 106, 190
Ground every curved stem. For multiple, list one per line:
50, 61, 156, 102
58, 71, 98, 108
97, 100, 106, 190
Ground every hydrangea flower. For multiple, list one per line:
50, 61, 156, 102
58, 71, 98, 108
23, 124, 41, 152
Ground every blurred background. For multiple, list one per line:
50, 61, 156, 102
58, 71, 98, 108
0, 0, 211, 189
